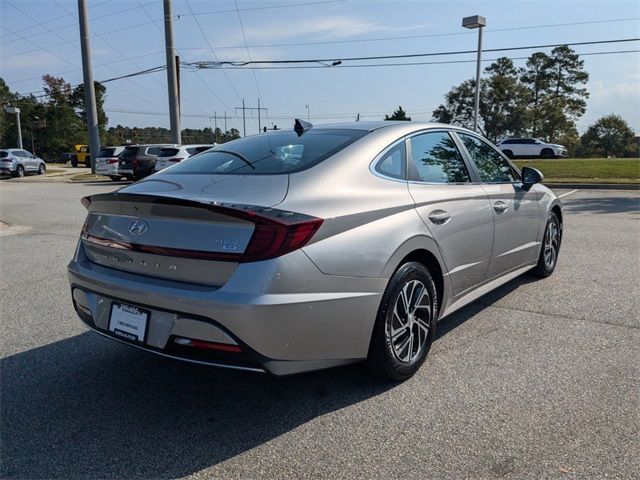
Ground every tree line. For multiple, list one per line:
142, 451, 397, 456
0, 75, 239, 161
427, 46, 637, 157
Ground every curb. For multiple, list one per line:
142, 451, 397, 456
545, 183, 639, 191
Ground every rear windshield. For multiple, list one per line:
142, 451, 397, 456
165, 129, 368, 175
159, 148, 180, 157
98, 148, 115, 157
0, 151, 8, 158
121, 147, 140, 158
187, 146, 212, 155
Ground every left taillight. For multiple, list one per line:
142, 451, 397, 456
106, 158, 118, 164
167, 157, 183, 163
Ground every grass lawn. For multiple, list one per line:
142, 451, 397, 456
512, 158, 640, 184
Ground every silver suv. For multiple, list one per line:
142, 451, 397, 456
153, 144, 216, 172
0, 148, 47, 177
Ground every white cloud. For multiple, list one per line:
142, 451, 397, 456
241, 15, 383, 43
579, 75, 640, 132
1, 51, 68, 71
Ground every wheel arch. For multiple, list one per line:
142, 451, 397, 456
381, 236, 449, 312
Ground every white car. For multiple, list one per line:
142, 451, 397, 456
496, 138, 568, 159
95, 146, 126, 180
153, 144, 216, 172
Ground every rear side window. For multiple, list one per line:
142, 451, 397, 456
0, 151, 8, 158
121, 147, 139, 158
459, 133, 518, 183
159, 148, 180, 157
98, 148, 115, 157
165, 129, 368, 175
408, 132, 470, 184
374, 141, 406, 180
146, 147, 161, 156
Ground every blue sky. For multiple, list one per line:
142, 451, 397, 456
1, 0, 639, 135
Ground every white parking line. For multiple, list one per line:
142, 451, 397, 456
558, 189, 578, 198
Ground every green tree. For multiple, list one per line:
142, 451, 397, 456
481, 57, 529, 142
385, 106, 411, 121
431, 79, 479, 129
71, 81, 108, 144
581, 114, 637, 157
519, 52, 553, 137
537, 46, 589, 142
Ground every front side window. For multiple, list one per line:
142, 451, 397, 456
374, 141, 406, 179
408, 131, 470, 184
459, 134, 518, 183
166, 129, 368, 175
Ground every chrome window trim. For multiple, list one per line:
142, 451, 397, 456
455, 131, 523, 185
405, 128, 475, 185
369, 136, 409, 183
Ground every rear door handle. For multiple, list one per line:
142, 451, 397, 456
493, 201, 509, 213
428, 210, 451, 224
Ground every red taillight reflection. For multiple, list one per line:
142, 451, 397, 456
106, 158, 118, 164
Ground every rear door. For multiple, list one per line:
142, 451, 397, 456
457, 133, 541, 278
407, 130, 494, 296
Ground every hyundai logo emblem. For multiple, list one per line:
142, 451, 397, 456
128, 220, 149, 236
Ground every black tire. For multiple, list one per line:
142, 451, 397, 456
367, 262, 438, 381
15, 165, 25, 177
109, 175, 122, 181
540, 148, 555, 159
38, 163, 46, 175
503, 149, 514, 159
533, 212, 561, 277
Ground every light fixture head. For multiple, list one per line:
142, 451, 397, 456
462, 15, 486, 29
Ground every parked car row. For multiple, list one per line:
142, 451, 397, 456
0, 148, 47, 178
95, 143, 216, 181
496, 138, 568, 159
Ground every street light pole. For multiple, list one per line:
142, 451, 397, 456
462, 15, 486, 133
4, 107, 23, 149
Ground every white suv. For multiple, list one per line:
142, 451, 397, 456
496, 138, 568, 159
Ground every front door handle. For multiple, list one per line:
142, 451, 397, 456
493, 201, 509, 213
428, 210, 451, 224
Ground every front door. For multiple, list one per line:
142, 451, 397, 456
406, 130, 494, 296
457, 133, 541, 278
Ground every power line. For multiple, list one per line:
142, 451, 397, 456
208, 49, 640, 70
0, 0, 159, 47
184, 0, 244, 102
176, 0, 345, 17
234, 0, 267, 127
177, 16, 640, 51
185, 37, 640, 66
4, 1, 169, 111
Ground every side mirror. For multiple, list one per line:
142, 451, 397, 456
522, 166, 544, 189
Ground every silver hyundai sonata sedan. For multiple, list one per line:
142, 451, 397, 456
68, 120, 563, 380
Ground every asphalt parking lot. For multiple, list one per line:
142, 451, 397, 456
1, 181, 638, 479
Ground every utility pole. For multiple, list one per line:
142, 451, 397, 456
78, 0, 100, 173
163, 0, 181, 144
224, 112, 227, 142
4, 107, 22, 148
235, 99, 268, 136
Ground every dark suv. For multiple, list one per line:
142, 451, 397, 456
118, 144, 177, 180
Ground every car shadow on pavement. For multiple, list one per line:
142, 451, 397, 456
562, 195, 639, 215
1, 331, 392, 479
1, 272, 538, 479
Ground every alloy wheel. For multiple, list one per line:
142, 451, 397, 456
543, 221, 559, 269
387, 280, 432, 363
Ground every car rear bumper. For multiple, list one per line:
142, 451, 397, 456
67, 243, 385, 375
